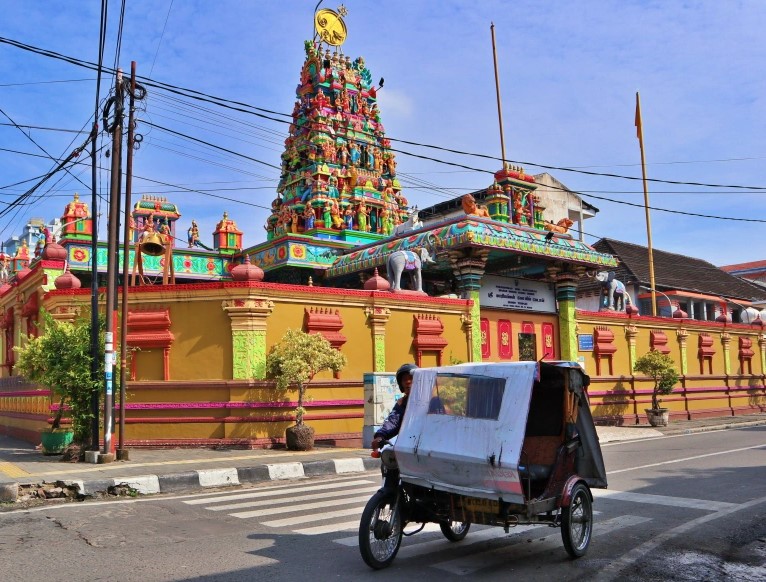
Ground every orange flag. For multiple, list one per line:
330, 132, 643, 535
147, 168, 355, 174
635, 92, 643, 141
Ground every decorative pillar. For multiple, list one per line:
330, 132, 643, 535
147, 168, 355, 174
677, 328, 689, 376
720, 332, 731, 376
758, 334, 766, 377
461, 313, 474, 363
449, 248, 489, 362
364, 306, 390, 372
555, 271, 579, 362
222, 298, 274, 380
625, 324, 638, 371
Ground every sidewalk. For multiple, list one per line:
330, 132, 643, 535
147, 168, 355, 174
2, 413, 765, 505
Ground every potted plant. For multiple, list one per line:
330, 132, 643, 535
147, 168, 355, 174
265, 328, 346, 450
14, 310, 105, 456
633, 350, 680, 427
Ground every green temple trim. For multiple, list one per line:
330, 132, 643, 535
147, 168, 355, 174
326, 218, 618, 278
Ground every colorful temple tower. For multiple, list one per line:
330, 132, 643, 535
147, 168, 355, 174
213, 212, 243, 254
268, 17, 409, 244
131, 195, 181, 246
59, 193, 93, 241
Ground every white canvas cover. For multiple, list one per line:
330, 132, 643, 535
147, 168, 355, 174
394, 363, 538, 503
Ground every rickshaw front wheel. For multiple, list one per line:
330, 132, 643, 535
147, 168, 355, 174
561, 482, 593, 558
359, 490, 403, 569
440, 520, 471, 541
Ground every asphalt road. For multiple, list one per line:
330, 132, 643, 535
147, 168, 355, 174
1, 426, 764, 581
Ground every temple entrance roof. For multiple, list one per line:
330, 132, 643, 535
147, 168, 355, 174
325, 216, 618, 279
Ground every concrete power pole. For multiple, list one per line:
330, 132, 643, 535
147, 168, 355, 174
101, 69, 125, 461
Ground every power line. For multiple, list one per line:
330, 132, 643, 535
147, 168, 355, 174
0, 78, 94, 87
141, 120, 281, 170
149, 0, 174, 76
4, 35, 766, 192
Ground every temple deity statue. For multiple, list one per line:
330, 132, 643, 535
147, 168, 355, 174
303, 205, 316, 230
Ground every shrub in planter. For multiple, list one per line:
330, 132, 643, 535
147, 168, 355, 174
265, 329, 347, 450
14, 310, 106, 454
633, 350, 680, 426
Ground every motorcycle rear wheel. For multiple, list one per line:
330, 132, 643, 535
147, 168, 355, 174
358, 490, 403, 569
440, 520, 471, 541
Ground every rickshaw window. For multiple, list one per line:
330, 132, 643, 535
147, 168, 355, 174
429, 373, 504, 420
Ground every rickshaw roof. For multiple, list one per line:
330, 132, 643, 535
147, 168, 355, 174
394, 361, 606, 500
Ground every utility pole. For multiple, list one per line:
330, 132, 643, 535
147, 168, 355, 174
118, 61, 138, 461
102, 69, 124, 461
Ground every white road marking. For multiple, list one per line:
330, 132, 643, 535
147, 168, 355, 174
183, 478, 375, 505
297, 520, 363, 536
230, 493, 372, 519
593, 494, 766, 582
208, 484, 379, 511
606, 444, 765, 475
261, 505, 363, 527
433, 515, 651, 575
592, 489, 738, 511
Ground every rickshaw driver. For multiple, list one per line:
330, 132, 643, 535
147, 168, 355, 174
371, 363, 417, 451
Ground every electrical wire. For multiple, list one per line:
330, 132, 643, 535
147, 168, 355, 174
3, 35, 766, 192
149, 0, 174, 76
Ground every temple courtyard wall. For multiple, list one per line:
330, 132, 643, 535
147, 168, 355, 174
1, 266, 765, 447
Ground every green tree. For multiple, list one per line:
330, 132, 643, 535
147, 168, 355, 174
14, 311, 105, 444
265, 329, 347, 426
633, 350, 680, 410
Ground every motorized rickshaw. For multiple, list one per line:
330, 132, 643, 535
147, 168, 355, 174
358, 361, 608, 569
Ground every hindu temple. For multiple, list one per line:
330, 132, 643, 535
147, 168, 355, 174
0, 6, 763, 449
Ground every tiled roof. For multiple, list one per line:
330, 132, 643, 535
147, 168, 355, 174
592, 238, 766, 301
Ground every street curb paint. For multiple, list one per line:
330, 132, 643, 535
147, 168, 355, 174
113, 474, 161, 495
196, 468, 239, 488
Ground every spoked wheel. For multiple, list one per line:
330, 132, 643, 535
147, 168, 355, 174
359, 490, 403, 569
561, 482, 593, 558
440, 520, 471, 542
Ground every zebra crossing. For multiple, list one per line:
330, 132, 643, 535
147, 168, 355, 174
181, 474, 661, 574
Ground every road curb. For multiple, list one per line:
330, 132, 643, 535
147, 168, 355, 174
661, 418, 766, 436
3, 457, 380, 502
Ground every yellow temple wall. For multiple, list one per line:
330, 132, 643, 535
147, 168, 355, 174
576, 310, 766, 425
2, 280, 472, 448
479, 308, 560, 362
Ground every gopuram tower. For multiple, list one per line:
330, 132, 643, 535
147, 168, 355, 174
265, 6, 409, 245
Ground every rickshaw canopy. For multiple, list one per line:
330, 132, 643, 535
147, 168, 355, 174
394, 361, 607, 503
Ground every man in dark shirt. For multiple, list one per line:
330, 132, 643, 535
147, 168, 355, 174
371, 363, 417, 451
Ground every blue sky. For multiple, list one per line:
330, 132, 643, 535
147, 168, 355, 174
0, 0, 764, 265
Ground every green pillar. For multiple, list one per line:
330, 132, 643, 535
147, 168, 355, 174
556, 277, 578, 362
223, 298, 274, 379
759, 335, 766, 376
721, 332, 731, 376
677, 328, 689, 376
365, 306, 391, 372
449, 249, 489, 363
469, 290, 482, 362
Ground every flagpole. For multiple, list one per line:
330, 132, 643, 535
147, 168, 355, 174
490, 23, 507, 167
635, 91, 658, 316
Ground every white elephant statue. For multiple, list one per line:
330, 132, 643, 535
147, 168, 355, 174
392, 207, 422, 237
594, 271, 629, 311
386, 246, 435, 292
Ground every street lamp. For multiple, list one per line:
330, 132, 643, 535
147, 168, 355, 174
640, 285, 684, 318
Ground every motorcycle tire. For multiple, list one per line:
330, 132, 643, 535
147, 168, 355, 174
358, 490, 403, 569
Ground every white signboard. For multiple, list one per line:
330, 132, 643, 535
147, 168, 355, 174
479, 275, 556, 313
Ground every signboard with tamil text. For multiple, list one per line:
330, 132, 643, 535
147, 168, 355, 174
479, 276, 556, 314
